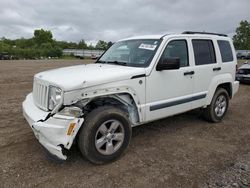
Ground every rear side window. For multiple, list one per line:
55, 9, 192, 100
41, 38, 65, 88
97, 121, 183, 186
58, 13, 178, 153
192, 40, 216, 65
161, 40, 189, 67
217, 40, 234, 62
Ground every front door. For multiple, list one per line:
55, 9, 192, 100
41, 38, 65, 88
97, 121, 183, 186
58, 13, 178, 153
145, 39, 194, 121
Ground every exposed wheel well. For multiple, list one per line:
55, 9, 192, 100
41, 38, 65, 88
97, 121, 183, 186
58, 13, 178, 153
216, 82, 232, 98
82, 93, 140, 125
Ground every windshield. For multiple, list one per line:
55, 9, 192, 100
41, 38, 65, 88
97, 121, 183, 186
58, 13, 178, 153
97, 39, 161, 67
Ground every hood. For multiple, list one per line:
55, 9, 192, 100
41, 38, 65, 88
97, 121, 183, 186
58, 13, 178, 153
35, 63, 146, 91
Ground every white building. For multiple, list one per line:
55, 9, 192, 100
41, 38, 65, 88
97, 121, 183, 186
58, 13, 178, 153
63, 49, 105, 58
236, 50, 250, 56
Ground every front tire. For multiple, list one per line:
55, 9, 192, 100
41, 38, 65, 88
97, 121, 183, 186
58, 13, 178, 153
78, 106, 132, 164
203, 88, 229, 123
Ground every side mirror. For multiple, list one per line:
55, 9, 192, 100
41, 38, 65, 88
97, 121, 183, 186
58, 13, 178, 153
156, 57, 180, 71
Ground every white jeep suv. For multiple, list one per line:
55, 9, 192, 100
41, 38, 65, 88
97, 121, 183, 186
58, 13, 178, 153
23, 31, 239, 164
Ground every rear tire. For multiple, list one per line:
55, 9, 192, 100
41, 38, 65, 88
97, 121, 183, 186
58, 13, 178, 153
203, 88, 229, 123
78, 106, 132, 164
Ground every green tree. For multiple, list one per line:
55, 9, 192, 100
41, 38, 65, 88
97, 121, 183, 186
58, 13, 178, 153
2, 37, 15, 46
0, 40, 11, 52
16, 38, 35, 49
33, 29, 53, 47
107, 41, 113, 48
46, 46, 62, 57
78, 39, 87, 49
88, 43, 95, 50
64, 41, 78, 49
233, 20, 250, 50
40, 42, 53, 49
55, 40, 74, 49
95, 40, 108, 50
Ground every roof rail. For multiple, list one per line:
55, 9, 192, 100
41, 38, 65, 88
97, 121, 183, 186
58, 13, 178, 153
160, 33, 170, 39
182, 31, 228, 37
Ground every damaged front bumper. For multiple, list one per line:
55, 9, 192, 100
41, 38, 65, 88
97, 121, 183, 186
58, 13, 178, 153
22, 93, 84, 160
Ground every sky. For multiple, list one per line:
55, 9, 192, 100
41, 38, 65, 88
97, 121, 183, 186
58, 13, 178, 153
0, 0, 250, 44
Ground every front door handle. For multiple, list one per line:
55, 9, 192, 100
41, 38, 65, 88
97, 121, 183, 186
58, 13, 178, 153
184, 71, 195, 76
213, 67, 221, 71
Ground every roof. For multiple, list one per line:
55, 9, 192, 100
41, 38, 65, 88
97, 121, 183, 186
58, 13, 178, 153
118, 35, 163, 41
118, 32, 229, 42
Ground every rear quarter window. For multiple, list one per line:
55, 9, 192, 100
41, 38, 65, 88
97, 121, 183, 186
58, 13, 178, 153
217, 40, 234, 62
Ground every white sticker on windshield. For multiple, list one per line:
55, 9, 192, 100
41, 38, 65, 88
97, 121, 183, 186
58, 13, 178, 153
139, 43, 157, 51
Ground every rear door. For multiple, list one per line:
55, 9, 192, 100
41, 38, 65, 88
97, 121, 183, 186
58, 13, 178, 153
191, 38, 221, 108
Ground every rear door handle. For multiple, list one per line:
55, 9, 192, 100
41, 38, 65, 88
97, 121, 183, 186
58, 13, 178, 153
213, 67, 221, 71
184, 71, 195, 76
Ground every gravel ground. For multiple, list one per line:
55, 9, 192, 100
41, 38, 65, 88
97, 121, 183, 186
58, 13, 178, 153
0, 60, 249, 188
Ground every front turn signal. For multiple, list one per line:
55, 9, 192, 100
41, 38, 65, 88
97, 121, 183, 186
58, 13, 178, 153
67, 123, 76, 135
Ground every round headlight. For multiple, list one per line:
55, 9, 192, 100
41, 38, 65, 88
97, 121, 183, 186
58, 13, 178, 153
48, 86, 62, 110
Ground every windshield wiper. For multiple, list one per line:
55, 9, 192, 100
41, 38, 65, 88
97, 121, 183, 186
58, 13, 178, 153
96, 60, 128, 66
95, 60, 106, 64
106, 61, 128, 66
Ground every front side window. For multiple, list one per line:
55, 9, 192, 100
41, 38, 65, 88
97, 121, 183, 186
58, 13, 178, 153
217, 40, 234, 62
192, 40, 216, 65
97, 39, 161, 67
160, 40, 189, 67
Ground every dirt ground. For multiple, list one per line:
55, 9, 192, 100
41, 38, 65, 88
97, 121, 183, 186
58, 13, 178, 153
0, 60, 249, 188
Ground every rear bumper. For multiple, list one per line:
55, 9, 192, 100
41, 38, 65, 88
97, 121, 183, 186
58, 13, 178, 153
22, 93, 84, 160
232, 81, 239, 97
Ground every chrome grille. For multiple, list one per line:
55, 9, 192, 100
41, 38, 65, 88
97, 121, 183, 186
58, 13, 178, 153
33, 79, 49, 111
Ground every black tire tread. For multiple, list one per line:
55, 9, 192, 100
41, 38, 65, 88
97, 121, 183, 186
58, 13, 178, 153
78, 106, 131, 164
203, 88, 229, 123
